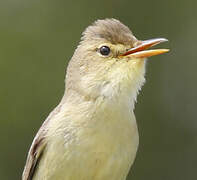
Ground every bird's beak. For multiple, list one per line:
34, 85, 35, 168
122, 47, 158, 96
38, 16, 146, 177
121, 38, 169, 58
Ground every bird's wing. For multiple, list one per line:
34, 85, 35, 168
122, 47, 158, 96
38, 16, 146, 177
22, 125, 47, 180
22, 104, 62, 180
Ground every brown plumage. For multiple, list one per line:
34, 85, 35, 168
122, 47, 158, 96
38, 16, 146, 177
82, 19, 137, 45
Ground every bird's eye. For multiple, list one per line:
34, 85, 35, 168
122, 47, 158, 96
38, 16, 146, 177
99, 46, 111, 56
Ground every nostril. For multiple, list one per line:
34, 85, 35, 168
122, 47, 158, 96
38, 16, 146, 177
133, 40, 142, 47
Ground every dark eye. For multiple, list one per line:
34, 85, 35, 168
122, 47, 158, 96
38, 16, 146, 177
99, 46, 110, 56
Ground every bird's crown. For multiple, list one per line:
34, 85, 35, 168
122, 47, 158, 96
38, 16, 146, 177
82, 18, 137, 45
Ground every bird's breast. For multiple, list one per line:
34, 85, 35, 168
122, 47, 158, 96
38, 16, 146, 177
44, 96, 139, 180
68, 97, 139, 180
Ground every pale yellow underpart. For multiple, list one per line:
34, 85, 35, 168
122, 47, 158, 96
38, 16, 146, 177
33, 59, 146, 180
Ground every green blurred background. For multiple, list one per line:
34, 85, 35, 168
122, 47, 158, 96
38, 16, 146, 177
0, 0, 197, 179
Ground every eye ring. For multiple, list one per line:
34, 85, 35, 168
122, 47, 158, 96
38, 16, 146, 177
99, 46, 111, 56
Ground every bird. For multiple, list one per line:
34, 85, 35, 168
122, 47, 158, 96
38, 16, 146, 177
22, 18, 169, 180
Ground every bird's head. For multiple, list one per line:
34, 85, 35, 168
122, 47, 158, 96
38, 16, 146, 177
65, 19, 169, 105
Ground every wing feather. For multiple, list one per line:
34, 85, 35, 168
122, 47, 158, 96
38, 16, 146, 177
22, 129, 46, 180
22, 104, 62, 180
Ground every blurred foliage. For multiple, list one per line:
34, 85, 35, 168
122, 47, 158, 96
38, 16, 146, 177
0, 0, 197, 179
